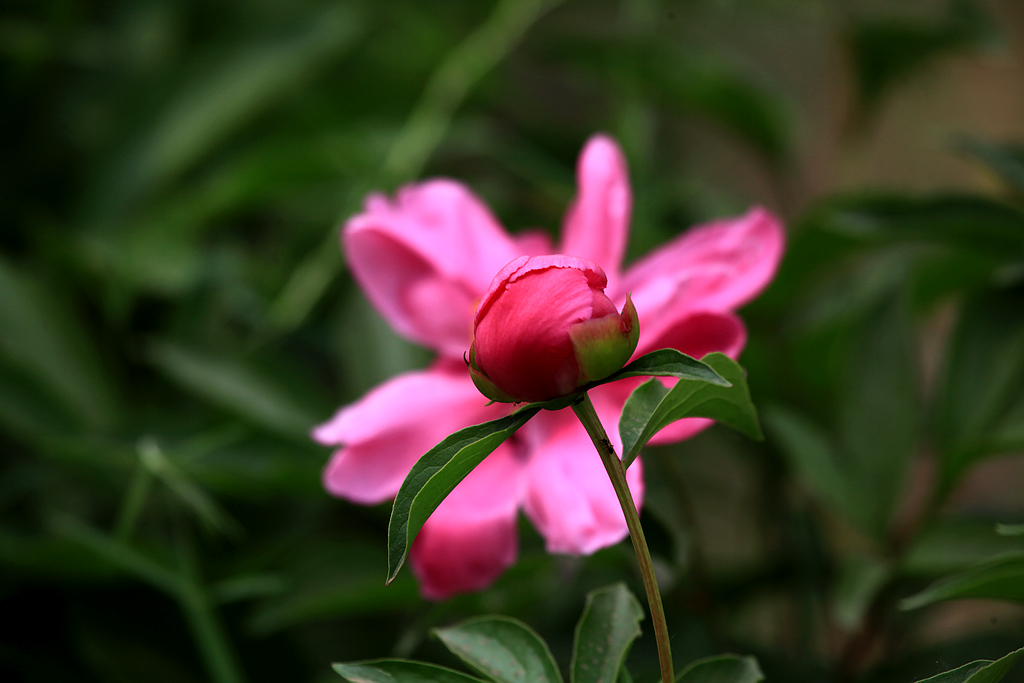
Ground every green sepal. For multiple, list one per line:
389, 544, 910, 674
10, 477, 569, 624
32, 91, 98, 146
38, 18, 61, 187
467, 343, 517, 403
570, 294, 640, 386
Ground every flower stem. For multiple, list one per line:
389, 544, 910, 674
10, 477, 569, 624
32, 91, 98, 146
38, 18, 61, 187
572, 393, 674, 683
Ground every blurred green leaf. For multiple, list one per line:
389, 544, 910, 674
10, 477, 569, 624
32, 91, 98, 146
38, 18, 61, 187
249, 542, 419, 634
654, 60, 792, 166
435, 616, 562, 683
563, 38, 792, 165
901, 554, 1024, 609
0, 256, 118, 432
135, 436, 241, 538
903, 518, 1024, 578
836, 295, 917, 538
997, 524, 1024, 537
333, 660, 486, 683
936, 287, 1024, 491
147, 341, 318, 439
832, 556, 891, 631
51, 515, 183, 597
571, 583, 643, 683
848, 0, 994, 116
382, 0, 566, 182
763, 404, 852, 522
812, 195, 1024, 257
177, 435, 323, 498
785, 248, 911, 338
103, 3, 364, 212
676, 654, 764, 683
386, 407, 541, 585
618, 353, 762, 469
912, 645, 1024, 682
0, 527, 121, 581
959, 138, 1024, 198
75, 622, 199, 683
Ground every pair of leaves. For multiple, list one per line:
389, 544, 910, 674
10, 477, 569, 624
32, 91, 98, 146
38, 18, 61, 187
386, 350, 761, 585
618, 352, 761, 469
334, 583, 638, 683
334, 583, 763, 683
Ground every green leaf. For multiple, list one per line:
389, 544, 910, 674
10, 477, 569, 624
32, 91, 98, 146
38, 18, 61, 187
0, 256, 118, 432
848, 0, 994, 116
135, 437, 240, 538
147, 341, 317, 439
997, 524, 1024, 537
656, 60, 792, 165
935, 287, 1024, 492
913, 646, 1024, 683
958, 138, 1024, 197
387, 408, 540, 585
676, 654, 764, 683
901, 553, 1024, 610
435, 616, 562, 683
618, 353, 761, 469
814, 195, 1024, 257
762, 405, 852, 521
902, 518, 1024, 578
333, 660, 486, 683
836, 295, 917, 538
50, 515, 183, 598
571, 583, 644, 683
248, 542, 419, 634
832, 556, 891, 631
605, 349, 730, 386
104, 4, 364, 211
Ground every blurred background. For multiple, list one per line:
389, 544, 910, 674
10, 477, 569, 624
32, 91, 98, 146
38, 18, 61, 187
2, 0, 1023, 681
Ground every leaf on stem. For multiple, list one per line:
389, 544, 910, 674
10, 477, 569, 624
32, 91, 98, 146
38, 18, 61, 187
618, 353, 762, 469
333, 660, 486, 683
676, 654, 765, 683
435, 616, 563, 683
571, 583, 644, 683
606, 349, 730, 386
387, 407, 541, 584
912, 646, 1024, 683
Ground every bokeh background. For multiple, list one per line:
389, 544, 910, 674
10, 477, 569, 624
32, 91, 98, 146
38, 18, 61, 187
2, 0, 1024, 681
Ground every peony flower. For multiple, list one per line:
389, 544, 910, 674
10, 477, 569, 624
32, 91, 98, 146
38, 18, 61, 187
314, 134, 785, 600
469, 254, 639, 403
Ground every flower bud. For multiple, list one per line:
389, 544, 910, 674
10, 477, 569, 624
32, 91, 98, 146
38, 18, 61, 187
468, 255, 639, 403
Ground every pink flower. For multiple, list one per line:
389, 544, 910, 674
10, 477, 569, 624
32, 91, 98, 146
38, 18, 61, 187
469, 254, 639, 403
314, 134, 785, 600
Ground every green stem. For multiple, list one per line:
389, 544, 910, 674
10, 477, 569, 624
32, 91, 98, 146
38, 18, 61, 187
115, 461, 154, 542
176, 527, 246, 683
572, 393, 674, 683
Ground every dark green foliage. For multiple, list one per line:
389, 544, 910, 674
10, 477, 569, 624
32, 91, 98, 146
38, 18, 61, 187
4, 0, 1024, 682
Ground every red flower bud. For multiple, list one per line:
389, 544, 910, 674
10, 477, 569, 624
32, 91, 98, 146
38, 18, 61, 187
468, 255, 639, 403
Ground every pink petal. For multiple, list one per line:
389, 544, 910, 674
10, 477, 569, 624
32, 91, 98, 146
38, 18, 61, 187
513, 229, 554, 256
616, 207, 784, 348
409, 445, 524, 600
314, 365, 502, 505
640, 310, 747, 359
475, 254, 608, 324
522, 395, 644, 555
344, 180, 521, 358
560, 135, 632, 280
